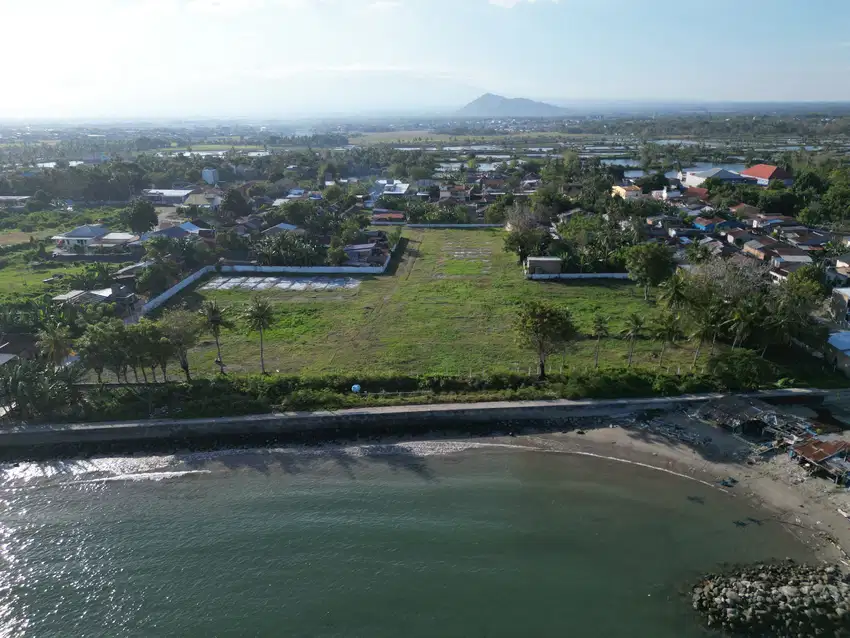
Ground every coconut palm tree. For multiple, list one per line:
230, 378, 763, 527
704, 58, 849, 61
620, 313, 644, 368
36, 322, 72, 368
653, 313, 681, 370
200, 299, 233, 374
725, 300, 760, 350
242, 296, 275, 375
658, 270, 689, 314
590, 314, 609, 369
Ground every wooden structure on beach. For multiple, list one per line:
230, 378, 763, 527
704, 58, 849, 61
695, 397, 816, 447
790, 439, 850, 485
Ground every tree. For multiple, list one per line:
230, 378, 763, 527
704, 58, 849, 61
242, 296, 275, 375
689, 302, 723, 369
200, 299, 233, 374
76, 323, 111, 384
514, 301, 577, 380
635, 172, 669, 195
620, 313, 644, 368
503, 228, 550, 265
658, 270, 689, 313
219, 188, 251, 222
120, 199, 158, 234
324, 184, 344, 202
159, 308, 202, 382
624, 243, 675, 300
36, 322, 71, 368
653, 312, 681, 369
590, 314, 609, 369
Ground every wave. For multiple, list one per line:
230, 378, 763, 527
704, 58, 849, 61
75, 470, 213, 483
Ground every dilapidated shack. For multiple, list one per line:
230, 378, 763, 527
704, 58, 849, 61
696, 397, 815, 446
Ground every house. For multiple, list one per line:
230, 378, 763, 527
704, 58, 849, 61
740, 164, 793, 187
783, 229, 831, 250
724, 228, 755, 247
651, 187, 682, 202
526, 256, 562, 275
372, 212, 405, 222
382, 181, 411, 197
770, 261, 809, 283
233, 216, 265, 236
0, 334, 37, 361
285, 189, 308, 201
52, 224, 110, 253
263, 222, 305, 237
682, 168, 750, 188
682, 187, 709, 202
743, 237, 779, 260
611, 185, 641, 200
343, 243, 386, 265
692, 216, 727, 232
0, 195, 30, 209
827, 331, 850, 374
52, 284, 137, 312
751, 215, 797, 230
141, 188, 199, 206
183, 192, 222, 211
770, 244, 812, 268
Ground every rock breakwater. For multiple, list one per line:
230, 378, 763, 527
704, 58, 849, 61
692, 562, 850, 636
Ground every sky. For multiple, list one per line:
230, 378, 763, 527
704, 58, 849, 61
2, 0, 850, 119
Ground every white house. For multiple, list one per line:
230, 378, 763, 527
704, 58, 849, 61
682, 168, 749, 188
142, 188, 198, 206
52, 224, 110, 252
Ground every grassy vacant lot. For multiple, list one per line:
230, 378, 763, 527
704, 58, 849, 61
0, 231, 51, 246
0, 261, 74, 296
172, 229, 706, 378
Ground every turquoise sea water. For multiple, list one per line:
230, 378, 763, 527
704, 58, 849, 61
0, 441, 811, 637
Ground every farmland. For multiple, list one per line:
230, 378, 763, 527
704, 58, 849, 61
171, 228, 700, 378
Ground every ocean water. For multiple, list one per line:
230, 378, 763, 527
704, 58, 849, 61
0, 441, 812, 637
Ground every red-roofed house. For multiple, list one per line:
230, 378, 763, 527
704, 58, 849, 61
683, 187, 709, 202
740, 164, 793, 187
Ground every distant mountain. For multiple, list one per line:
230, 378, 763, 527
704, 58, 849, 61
457, 93, 566, 118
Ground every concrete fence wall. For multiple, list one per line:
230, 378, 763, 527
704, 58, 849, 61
141, 266, 213, 314
371, 222, 503, 229
139, 244, 399, 316
526, 272, 631, 280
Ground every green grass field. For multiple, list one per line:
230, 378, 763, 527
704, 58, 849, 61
0, 261, 76, 296
168, 229, 707, 378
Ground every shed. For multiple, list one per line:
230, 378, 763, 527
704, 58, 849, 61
526, 256, 562, 275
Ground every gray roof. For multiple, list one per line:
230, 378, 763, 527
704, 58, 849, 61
61, 224, 110, 238
693, 168, 744, 180
143, 189, 196, 198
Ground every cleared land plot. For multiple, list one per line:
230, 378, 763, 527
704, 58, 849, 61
0, 231, 52, 246
174, 229, 717, 377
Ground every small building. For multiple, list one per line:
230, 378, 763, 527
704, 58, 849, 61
0, 195, 31, 209
770, 244, 812, 268
692, 216, 726, 232
52, 284, 137, 311
526, 256, 563, 275
183, 192, 222, 211
740, 164, 793, 187
743, 237, 779, 261
141, 188, 199, 206
201, 167, 219, 185
651, 186, 682, 202
724, 228, 755, 247
343, 243, 386, 265
682, 187, 709, 202
790, 438, 850, 484
611, 185, 641, 200
382, 181, 411, 197
263, 222, 305, 237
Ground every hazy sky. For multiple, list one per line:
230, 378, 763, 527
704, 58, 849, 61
2, 0, 849, 118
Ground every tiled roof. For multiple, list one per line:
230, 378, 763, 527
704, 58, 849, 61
741, 164, 792, 181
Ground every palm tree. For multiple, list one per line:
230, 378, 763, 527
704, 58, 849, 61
653, 313, 681, 370
200, 300, 233, 374
36, 322, 72, 368
658, 271, 689, 314
725, 301, 760, 350
242, 296, 275, 375
591, 314, 609, 369
620, 313, 644, 368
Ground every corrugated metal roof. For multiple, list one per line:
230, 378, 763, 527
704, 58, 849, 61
792, 439, 850, 464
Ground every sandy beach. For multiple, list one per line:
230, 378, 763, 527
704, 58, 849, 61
478, 408, 850, 566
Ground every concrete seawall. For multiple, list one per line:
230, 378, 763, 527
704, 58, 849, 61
0, 389, 829, 456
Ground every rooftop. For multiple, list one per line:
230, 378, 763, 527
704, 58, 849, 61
741, 164, 792, 181
143, 189, 196, 198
